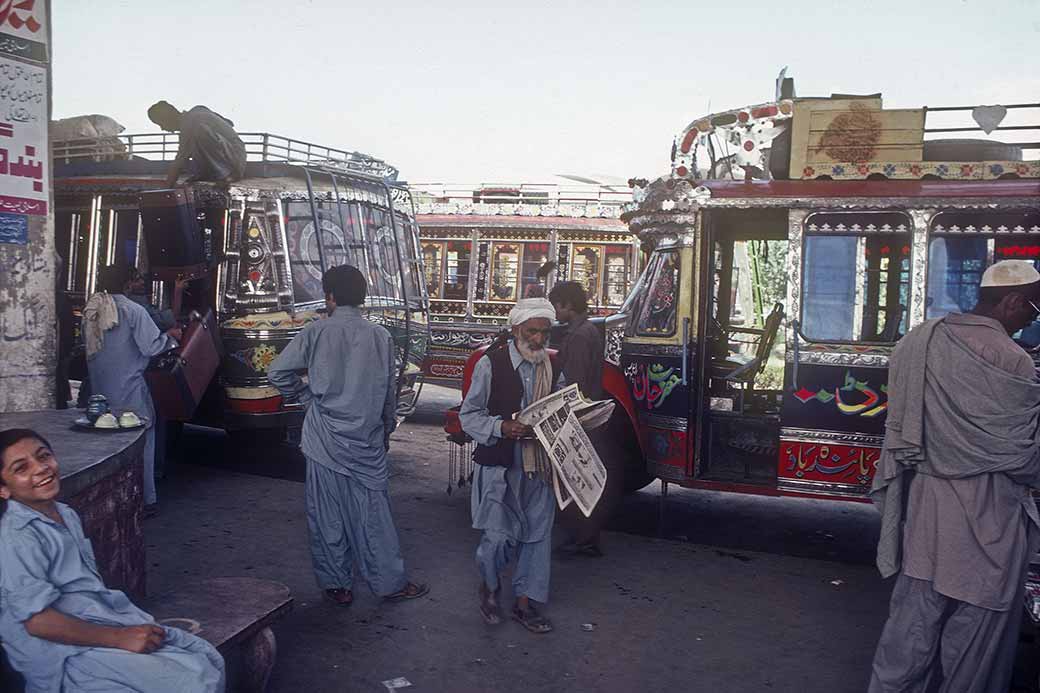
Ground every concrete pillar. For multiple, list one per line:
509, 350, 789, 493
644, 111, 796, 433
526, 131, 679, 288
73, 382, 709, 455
0, 0, 55, 412
0, 216, 56, 411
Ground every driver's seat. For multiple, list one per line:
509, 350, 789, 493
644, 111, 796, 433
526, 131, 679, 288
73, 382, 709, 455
710, 302, 785, 413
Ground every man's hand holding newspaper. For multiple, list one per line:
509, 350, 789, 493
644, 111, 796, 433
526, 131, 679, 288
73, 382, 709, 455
515, 384, 615, 517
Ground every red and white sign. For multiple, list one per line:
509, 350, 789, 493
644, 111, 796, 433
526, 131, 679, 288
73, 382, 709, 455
0, 55, 45, 215
0, 0, 45, 44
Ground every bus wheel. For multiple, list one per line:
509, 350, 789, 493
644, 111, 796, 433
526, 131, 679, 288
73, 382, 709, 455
603, 407, 653, 494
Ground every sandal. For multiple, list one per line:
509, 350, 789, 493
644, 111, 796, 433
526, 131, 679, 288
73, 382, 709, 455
512, 604, 553, 634
575, 542, 604, 558
323, 588, 354, 607
562, 542, 604, 558
479, 585, 502, 625
384, 581, 429, 602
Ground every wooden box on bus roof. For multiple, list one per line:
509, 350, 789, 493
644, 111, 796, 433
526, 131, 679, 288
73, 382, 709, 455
789, 96, 925, 177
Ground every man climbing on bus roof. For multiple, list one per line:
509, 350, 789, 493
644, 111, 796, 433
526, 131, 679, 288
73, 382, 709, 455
869, 259, 1040, 692
460, 297, 562, 634
147, 100, 247, 188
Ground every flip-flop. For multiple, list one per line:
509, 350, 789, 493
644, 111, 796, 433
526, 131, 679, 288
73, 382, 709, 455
512, 605, 553, 634
479, 600, 503, 625
323, 588, 354, 607
574, 543, 604, 558
384, 582, 429, 602
561, 542, 604, 558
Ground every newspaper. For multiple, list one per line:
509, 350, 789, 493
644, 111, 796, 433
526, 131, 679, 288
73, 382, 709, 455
533, 403, 608, 517
516, 384, 614, 518
516, 384, 615, 432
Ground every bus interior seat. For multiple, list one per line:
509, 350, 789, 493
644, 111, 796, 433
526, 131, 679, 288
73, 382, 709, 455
710, 302, 785, 414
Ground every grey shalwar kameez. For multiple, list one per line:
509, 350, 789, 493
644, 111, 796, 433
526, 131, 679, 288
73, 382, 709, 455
460, 342, 556, 603
267, 306, 408, 597
86, 294, 176, 506
869, 313, 1040, 693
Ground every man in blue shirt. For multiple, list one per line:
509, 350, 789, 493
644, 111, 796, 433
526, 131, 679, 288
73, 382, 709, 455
84, 265, 182, 513
268, 265, 428, 606
0, 428, 225, 692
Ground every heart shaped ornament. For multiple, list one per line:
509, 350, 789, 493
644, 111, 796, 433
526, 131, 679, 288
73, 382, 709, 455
971, 105, 1007, 135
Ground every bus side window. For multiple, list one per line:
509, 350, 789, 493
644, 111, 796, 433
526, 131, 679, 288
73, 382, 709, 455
635, 251, 680, 337
443, 240, 471, 301
801, 216, 911, 344
926, 237, 988, 319
422, 242, 444, 298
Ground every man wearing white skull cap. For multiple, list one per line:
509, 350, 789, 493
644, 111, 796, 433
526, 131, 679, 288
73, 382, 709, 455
869, 260, 1040, 691
459, 298, 562, 633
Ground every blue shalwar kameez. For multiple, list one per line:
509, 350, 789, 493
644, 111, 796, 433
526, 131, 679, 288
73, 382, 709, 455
0, 501, 224, 693
267, 306, 408, 597
87, 294, 175, 506
460, 343, 556, 604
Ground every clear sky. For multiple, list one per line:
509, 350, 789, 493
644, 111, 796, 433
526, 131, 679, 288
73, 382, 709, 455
53, 0, 1039, 184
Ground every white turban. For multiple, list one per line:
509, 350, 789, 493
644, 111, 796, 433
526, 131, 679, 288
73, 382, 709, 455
508, 297, 556, 326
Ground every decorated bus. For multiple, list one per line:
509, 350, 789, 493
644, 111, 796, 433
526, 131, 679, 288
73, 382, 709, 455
413, 182, 640, 386
53, 129, 429, 432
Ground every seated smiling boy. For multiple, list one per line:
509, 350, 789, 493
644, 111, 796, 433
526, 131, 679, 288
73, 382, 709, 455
0, 428, 225, 692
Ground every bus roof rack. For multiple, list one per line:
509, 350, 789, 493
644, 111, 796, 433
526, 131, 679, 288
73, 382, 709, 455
52, 132, 400, 182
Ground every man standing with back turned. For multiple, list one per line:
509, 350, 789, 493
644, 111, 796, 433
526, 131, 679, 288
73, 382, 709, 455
869, 259, 1040, 692
268, 265, 428, 606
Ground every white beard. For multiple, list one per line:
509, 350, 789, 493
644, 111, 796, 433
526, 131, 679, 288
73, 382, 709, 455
515, 337, 548, 364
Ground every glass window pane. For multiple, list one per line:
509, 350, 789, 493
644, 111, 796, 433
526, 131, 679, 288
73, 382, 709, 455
926, 237, 987, 319
603, 245, 631, 307
393, 213, 421, 304
637, 251, 680, 336
802, 236, 858, 340
521, 242, 550, 298
362, 206, 401, 303
571, 245, 602, 305
802, 231, 910, 343
443, 240, 471, 300
285, 201, 359, 304
490, 243, 520, 301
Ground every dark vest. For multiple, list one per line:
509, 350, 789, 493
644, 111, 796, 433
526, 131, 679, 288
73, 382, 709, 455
473, 344, 561, 467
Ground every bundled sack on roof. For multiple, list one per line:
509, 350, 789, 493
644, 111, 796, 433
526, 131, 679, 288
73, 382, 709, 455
50, 114, 128, 162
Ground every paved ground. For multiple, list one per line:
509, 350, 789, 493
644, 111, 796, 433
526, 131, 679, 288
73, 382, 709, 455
149, 386, 894, 692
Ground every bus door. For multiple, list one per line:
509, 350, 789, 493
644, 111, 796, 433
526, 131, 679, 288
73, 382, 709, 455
776, 210, 912, 499
619, 240, 694, 483
695, 209, 788, 487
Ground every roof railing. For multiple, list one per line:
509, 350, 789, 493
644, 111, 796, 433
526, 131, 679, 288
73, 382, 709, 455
410, 183, 632, 206
52, 132, 400, 180
923, 102, 1040, 150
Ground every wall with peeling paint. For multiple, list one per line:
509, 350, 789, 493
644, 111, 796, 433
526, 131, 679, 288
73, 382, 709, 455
0, 214, 56, 411
0, 0, 55, 413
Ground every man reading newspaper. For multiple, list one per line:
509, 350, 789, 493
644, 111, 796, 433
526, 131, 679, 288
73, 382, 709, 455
460, 298, 563, 634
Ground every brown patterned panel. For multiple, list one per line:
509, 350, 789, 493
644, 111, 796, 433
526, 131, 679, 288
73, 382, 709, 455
430, 300, 467, 315
472, 302, 513, 317
478, 228, 548, 241
420, 227, 473, 239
